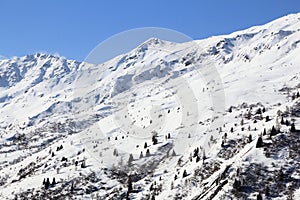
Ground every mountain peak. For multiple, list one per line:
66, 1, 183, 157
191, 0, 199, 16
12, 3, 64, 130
135, 37, 167, 52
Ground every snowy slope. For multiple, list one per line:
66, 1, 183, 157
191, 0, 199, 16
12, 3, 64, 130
0, 13, 300, 199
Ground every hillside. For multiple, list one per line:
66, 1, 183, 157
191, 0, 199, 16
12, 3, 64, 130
0, 13, 300, 199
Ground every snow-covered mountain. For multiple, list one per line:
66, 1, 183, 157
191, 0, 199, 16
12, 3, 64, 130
0, 13, 300, 199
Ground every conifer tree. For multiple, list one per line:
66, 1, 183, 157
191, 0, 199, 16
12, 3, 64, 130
270, 125, 277, 136
45, 178, 50, 189
81, 160, 86, 168
52, 177, 56, 185
281, 116, 285, 124
127, 175, 133, 196
285, 119, 290, 126
152, 135, 158, 145
146, 149, 150, 157
171, 149, 176, 156
263, 128, 267, 136
248, 134, 252, 143
291, 123, 296, 132
256, 108, 262, 115
257, 193, 263, 200
128, 154, 134, 166
256, 136, 264, 148
139, 151, 143, 159
183, 170, 188, 178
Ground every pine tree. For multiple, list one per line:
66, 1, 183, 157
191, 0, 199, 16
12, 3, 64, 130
286, 119, 290, 126
113, 148, 118, 156
256, 108, 262, 115
152, 135, 158, 145
193, 147, 199, 157
263, 128, 267, 136
144, 142, 147, 149
248, 134, 252, 143
257, 193, 263, 200
291, 123, 296, 132
168, 133, 171, 139
256, 136, 264, 148
150, 183, 154, 191
265, 186, 270, 196
278, 168, 284, 181
203, 149, 206, 160
221, 140, 225, 147
52, 177, 56, 185
128, 154, 134, 166
146, 149, 150, 157
71, 181, 74, 193
139, 151, 143, 159
81, 160, 86, 168
171, 149, 176, 156
270, 125, 277, 136
281, 116, 285, 124
246, 111, 251, 119
233, 179, 241, 190
45, 178, 50, 189
127, 175, 133, 194
171, 181, 174, 189
183, 170, 188, 178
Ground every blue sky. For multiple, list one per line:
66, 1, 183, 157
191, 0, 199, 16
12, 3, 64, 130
0, 1, 300, 62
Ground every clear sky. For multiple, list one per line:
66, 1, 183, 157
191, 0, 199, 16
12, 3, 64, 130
0, 0, 300, 62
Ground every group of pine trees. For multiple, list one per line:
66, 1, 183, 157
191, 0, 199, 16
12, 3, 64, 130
42, 177, 56, 189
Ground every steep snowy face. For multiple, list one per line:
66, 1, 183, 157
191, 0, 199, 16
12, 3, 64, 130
0, 53, 79, 87
0, 13, 300, 200
0, 53, 81, 128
